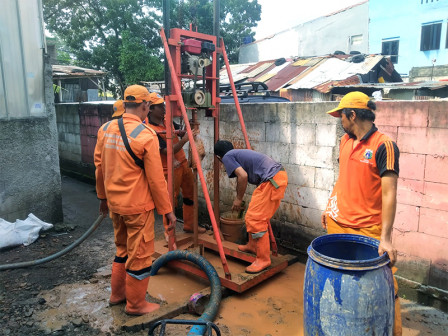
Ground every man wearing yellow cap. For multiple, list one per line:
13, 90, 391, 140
94, 85, 176, 315
145, 92, 206, 238
111, 99, 125, 119
322, 91, 402, 335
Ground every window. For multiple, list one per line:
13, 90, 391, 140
420, 22, 442, 51
446, 23, 448, 48
382, 40, 399, 64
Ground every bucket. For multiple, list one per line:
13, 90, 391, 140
219, 211, 245, 243
304, 234, 394, 336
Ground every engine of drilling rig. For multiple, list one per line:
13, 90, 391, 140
180, 38, 215, 109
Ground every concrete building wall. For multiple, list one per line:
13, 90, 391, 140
0, 56, 63, 223
369, 0, 448, 75
239, 2, 368, 63
56, 100, 448, 310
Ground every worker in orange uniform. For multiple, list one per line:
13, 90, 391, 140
111, 99, 125, 119
322, 91, 402, 335
145, 92, 206, 237
94, 85, 176, 316
214, 140, 288, 273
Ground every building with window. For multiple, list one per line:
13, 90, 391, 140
369, 0, 448, 75
238, 1, 368, 64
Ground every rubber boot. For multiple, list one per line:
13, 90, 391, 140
246, 233, 271, 273
238, 234, 256, 254
182, 204, 206, 233
109, 262, 126, 305
125, 274, 160, 316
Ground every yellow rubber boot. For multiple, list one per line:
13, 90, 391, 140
125, 274, 160, 316
109, 262, 126, 305
246, 233, 271, 273
238, 234, 256, 254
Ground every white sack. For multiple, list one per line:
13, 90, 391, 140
0, 213, 53, 249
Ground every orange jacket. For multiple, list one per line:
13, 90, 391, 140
94, 113, 172, 215
146, 121, 187, 172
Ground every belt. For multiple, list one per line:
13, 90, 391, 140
269, 167, 285, 188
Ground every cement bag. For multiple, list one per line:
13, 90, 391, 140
0, 213, 53, 249
188, 134, 206, 169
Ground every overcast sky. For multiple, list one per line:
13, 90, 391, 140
254, 0, 365, 39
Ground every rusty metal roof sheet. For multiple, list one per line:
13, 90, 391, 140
338, 81, 448, 90
267, 64, 308, 91
220, 53, 399, 93
313, 75, 361, 93
52, 65, 105, 78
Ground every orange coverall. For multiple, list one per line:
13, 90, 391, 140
94, 113, 172, 272
146, 122, 195, 231
245, 170, 288, 234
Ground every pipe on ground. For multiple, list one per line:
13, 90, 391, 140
0, 214, 106, 271
149, 250, 222, 336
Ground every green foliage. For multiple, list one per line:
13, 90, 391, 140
119, 31, 164, 85
43, 0, 163, 95
43, 0, 261, 94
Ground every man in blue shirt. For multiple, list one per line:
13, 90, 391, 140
214, 140, 288, 273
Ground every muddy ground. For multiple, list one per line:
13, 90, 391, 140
0, 176, 447, 336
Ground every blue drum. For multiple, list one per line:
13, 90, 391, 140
304, 234, 394, 336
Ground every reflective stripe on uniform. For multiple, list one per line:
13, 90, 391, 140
130, 123, 146, 139
103, 120, 112, 131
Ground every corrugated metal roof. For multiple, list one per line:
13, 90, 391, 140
267, 65, 308, 91
338, 81, 448, 90
220, 54, 401, 94
52, 65, 105, 77
246, 62, 274, 78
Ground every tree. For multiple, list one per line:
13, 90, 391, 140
43, 0, 261, 94
43, 0, 163, 95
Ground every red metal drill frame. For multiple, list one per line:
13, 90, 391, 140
160, 28, 284, 290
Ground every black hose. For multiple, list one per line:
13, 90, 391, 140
149, 250, 222, 336
0, 214, 106, 271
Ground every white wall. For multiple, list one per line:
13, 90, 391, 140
239, 2, 369, 63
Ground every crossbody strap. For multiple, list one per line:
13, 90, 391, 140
117, 118, 145, 170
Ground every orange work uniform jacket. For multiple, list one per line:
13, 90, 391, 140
146, 120, 187, 173
325, 125, 399, 228
94, 113, 172, 216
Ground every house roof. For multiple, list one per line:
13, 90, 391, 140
52, 65, 106, 78
220, 54, 399, 93
338, 81, 448, 90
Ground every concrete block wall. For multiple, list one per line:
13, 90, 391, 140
56, 102, 111, 182
55, 100, 448, 310
375, 101, 448, 309
197, 100, 448, 311
197, 102, 341, 253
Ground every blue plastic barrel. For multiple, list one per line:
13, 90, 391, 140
304, 234, 394, 336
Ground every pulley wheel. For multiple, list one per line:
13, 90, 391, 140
193, 90, 206, 105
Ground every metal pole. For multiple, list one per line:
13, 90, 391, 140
163, 0, 171, 96
161, 28, 231, 279
213, 0, 221, 232
221, 38, 251, 150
